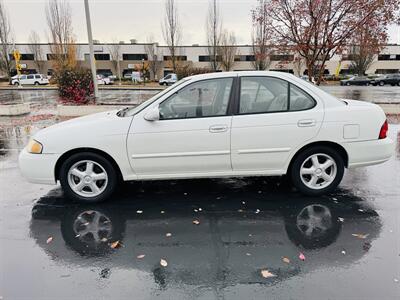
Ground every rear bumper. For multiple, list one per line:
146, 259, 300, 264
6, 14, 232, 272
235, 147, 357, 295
18, 148, 60, 184
343, 138, 394, 168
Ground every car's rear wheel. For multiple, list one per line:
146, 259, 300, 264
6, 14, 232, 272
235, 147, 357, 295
379, 81, 384, 86
34, 82, 39, 86
59, 152, 117, 203
14, 82, 19, 86
290, 146, 344, 196
346, 82, 350, 86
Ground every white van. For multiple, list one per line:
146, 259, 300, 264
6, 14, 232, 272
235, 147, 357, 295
11, 74, 49, 86
159, 73, 177, 86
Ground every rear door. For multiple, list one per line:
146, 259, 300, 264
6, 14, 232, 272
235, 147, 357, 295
26, 74, 35, 85
231, 76, 324, 173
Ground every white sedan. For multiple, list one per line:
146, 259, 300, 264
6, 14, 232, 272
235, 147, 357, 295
19, 72, 394, 203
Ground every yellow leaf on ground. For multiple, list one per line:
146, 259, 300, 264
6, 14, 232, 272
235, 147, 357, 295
261, 269, 276, 278
160, 259, 168, 267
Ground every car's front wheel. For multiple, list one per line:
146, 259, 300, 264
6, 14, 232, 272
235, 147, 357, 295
290, 146, 344, 196
59, 152, 117, 203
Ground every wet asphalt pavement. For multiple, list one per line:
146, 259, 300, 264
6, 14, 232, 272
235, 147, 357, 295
1, 86, 400, 299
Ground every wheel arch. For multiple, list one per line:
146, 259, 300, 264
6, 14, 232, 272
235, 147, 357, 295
54, 147, 123, 182
287, 141, 349, 174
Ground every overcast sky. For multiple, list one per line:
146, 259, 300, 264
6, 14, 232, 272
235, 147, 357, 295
3, 0, 400, 45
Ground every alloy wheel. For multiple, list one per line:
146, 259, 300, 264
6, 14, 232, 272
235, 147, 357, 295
67, 160, 108, 197
300, 153, 337, 190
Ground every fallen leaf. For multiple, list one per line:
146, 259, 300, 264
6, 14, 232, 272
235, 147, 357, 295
261, 269, 276, 278
255, 209, 260, 214
246, 253, 251, 256
101, 238, 108, 242
136, 210, 143, 214
137, 254, 145, 259
394, 278, 399, 283
166, 233, 172, 237
160, 210, 165, 214
110, 241, 121, 249
282, 257, 290, 264
338, 217, 344, 222
160, 259, 168, 267
341, 250, 346, 255
192, 220, 200, 225
46, 237, 53, 244
299, 252, 305, 261
352, 233, 369, 239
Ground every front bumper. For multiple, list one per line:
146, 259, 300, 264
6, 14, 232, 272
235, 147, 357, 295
344, 137, 394, 168
18, 148, 60, 184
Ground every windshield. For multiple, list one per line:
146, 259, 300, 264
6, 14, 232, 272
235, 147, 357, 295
121, 78, 191, 117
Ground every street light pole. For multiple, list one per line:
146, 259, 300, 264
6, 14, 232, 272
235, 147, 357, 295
84, 0, 98, 101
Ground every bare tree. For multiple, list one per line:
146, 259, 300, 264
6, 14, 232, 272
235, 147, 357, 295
28, 31, 45, 74
0, 1, 13, 80
206, 0, 222, 71
145, 35, 160, 80
218, 30, 237, 71
108, 41, 121, 84
251, 0, 273, 70
46, 0, 76, 72
162, 0, 181, 73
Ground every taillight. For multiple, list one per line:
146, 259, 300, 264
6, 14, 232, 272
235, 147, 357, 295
379, 120, 388, 139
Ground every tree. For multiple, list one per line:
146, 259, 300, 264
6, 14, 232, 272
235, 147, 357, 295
28, 31, 45, 74
206, 0, 222, 71
162, 0, 181, 73
251, 0, 273, 70
145, 35, 160, 80
263, 0, 399, 84
45, 0, 76, 73
108, 41, 121, 84
218, 30, 237, 71
0, 1, 13, 80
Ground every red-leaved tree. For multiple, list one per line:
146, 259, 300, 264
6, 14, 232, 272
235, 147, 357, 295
259, 0, 399, 84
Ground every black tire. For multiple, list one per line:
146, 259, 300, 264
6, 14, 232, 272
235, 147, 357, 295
34, 81, 39, 86
290, 146, 345, 196
14, 82, 19, 86
379, 81, 384, 86
59, 152, 118, 203
346, 82, 350, 86
365, 82, 369, 86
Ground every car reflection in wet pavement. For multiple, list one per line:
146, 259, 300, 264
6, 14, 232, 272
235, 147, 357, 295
31, 178, 381, 289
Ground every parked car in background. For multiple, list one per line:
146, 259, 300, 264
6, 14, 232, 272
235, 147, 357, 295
370, 74, 400, 86
11, 74, 49, 86
19, 71, 393, 203
123, 73, 132, 79
340, 76, 372, 86
96, 74, 112, 85
159, 73, 178, 86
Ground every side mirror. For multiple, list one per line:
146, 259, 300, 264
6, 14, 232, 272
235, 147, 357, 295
144, 106, 160, 121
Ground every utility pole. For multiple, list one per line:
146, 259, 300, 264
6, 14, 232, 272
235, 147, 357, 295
84, 0, 98, 100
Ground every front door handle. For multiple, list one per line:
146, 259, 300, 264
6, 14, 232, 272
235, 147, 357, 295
298, 119, 316, 127
209, 125, 228, 133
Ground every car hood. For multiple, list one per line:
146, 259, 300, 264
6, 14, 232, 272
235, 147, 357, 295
33, 109, 133, 154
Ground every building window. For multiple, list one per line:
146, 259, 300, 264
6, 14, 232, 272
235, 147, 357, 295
270, 54, 294, 61
375, 69, 400, 74
46, 53, 68, 60
234, 55, 255, 62
163, 55, 187, 61
377, 54, 400, 61
198, 55, 221, 62
123, 54, 148, 60
9, 53, 35, 60
94, 53, 110, 60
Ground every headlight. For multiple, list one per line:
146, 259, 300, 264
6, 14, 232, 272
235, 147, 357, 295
27, 139, 43, 154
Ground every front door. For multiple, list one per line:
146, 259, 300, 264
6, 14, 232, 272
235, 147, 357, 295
231, 76, 324, 173
127, 77, 235, 178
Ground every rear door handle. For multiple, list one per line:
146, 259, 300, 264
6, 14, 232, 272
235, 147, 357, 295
209, 125, 228, 133
298, 119, 316, 127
